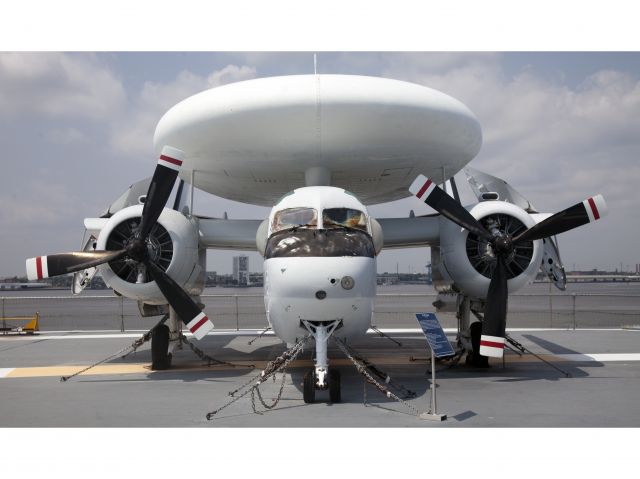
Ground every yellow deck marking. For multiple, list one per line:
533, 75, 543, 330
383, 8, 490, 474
1, 353, 588, 379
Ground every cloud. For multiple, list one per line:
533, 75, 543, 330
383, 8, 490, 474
110, 64, 257, 157
44, 127, 87, 145
0, 53, 126, 120
0, 177, 84, 227
381, 57, 640, 209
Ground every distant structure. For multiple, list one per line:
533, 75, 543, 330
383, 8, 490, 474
233, 255, 249, 286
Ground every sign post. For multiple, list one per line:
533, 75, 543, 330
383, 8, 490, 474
415, 312, 454, 422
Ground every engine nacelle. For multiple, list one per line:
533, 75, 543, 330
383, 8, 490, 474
95, 205, 202, 304
435, 201, 543, 299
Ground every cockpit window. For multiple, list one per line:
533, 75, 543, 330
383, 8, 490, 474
271, 207, 318, 233
265, 228, 375, 259
323, 208, 368, 231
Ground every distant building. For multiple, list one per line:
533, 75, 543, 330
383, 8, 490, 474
233, 255, 249, 286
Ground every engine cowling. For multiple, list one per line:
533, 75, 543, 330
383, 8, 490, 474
95, 205, 202, 304
435, 201, 543, 299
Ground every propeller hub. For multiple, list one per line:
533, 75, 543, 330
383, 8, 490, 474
126, 238, 149, 262
492, 235, 513, 256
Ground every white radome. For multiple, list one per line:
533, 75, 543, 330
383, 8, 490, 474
154, 74, 482, 206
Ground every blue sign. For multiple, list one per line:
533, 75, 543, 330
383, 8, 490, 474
415, 313, 455, 358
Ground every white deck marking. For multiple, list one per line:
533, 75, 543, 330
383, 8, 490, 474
0, 368, 15, 378
556, 353, 640, 362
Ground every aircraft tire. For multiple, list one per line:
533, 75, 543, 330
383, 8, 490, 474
303, 370, 316, 403
151, 324, 172, 370
329, 368, 341, 403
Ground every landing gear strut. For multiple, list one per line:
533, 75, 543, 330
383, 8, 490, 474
301, 320, 342, 403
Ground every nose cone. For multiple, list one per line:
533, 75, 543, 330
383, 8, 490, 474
264, 256, 376, 343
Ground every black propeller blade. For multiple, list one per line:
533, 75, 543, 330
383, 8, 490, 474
410, 175, 607, 359
138, 146, 184, 240
409, 175, 493, 242
26, 250, 127, 280
513, 195, 607, 244
26, 145, 213, 340
479, 254, 508, 357
146, 262, 211, 340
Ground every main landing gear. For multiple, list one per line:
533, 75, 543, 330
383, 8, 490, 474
456, 296, 490, 368
301, 320, 342, 403
151, 307, 182, 370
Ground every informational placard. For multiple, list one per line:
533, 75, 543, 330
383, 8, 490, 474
415, 313, 455, 358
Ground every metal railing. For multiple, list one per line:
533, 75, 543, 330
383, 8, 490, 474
1, 292, 639, 332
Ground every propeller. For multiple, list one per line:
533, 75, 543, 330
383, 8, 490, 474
26, 146, 213, 340
410, 174, 607, 358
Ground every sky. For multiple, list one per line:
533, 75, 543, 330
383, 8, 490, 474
1, 51, 640, 276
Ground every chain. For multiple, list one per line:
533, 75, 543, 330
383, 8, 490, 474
333, 336, 424, 417
206, 334, 310, 420
251, 371, 287, 413
60, 314, 169, 382
179, 332, 254, 369
338, 339, 416, 399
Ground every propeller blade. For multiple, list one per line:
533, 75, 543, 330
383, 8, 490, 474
513, 194, 607, 244
26, 250, 126, 280
146, 261, 213, 340
480, 254, 508, 358
409, 175, 493, 242
138, 146, 185, 240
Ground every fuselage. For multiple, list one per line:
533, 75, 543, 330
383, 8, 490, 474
262, 186, 379, 344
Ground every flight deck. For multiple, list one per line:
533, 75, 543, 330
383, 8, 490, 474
1, 326, 639, 427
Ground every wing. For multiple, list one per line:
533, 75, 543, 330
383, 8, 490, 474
198, 217, 264, 250
376, 215, 440, 249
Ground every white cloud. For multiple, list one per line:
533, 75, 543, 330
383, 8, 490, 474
110, 64, 257, 157
207, 64, 257, 87
0, 177, 83, 226
44, 127, 87, 145
0, 53, 126, 120
382, 57, 640, 206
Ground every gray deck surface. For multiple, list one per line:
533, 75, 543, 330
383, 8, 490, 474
1, 326, 639, 427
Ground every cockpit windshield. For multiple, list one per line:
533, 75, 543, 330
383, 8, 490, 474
322, 208, 368, 231
265, 228, 375, 259
271, 207, 318, 233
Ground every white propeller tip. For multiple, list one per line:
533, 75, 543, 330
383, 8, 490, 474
26, 256, 48, 281
584, 194, 607, 222
187, 312, 214, 340
479, 335, 505, 358
409, 175, 438, 200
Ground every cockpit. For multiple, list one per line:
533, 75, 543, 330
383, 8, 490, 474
266, 206, 375, 259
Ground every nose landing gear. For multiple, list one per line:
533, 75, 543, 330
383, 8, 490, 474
301, 320, 342, 403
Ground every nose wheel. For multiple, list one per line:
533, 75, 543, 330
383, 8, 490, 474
301, 320, 342, 403
303, 368, 341, 403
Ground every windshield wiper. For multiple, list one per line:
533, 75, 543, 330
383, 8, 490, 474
289, 223, 318, 232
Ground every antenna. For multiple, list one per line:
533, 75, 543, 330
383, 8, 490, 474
314, 53, 317, 75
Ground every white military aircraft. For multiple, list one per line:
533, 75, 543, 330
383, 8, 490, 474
25, 74, 607, 402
